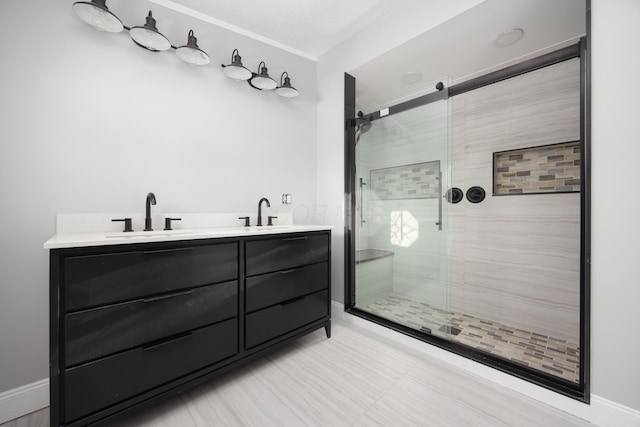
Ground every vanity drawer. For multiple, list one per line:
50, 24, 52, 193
64, 243, 238, 311
245, 290, 328, 349
245, 233, 329, 276
65, 280, 238, 367
245, 262, 328, 313
64, 318, 237, 424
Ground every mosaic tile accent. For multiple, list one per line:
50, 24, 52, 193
493, 141, 581, 195
370, 161, 440, 200
362, 296, 580, 383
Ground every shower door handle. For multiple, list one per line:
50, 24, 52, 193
359, 177, 367, 227
435, 172, 443, 231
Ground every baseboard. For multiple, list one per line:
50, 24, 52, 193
0, 379, 49, 424
589, 395, 640, 427
332, 300, 640, 427
331, 300, 346, 321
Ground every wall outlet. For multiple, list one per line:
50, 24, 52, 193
282, 194, 292, 204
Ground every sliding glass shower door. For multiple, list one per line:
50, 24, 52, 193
353, 94, 453, 340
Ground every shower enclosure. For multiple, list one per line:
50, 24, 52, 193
345, 40, 589, 401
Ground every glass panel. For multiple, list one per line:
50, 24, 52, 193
445, 60, 582, 384
354, 92, 453, 341
352, 58, 582, 386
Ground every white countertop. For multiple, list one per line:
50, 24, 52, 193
44, 214, 332, 249
44, 225, 332, 249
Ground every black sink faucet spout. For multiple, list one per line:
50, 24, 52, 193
257, 197, 270, 226
145, 192, 157, 231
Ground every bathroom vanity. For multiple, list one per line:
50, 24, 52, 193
46, 224, 331, 427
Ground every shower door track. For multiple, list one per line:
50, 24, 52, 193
362, 43, 580, 123
344, 34, 590, 402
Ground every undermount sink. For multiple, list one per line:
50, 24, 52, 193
239, 226, 291, 232
105, 229, 194, 238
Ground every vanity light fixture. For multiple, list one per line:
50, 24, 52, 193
221, 49, 252, 81
129, 11, 171, 52
72, 0, 123, 33
275, 72, 299, 98
175, 30, 210, 65
71, 5, 299, 97
250, 61, 277, 90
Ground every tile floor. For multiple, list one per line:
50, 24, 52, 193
363, 295, 580, 383
1, 323, 590, 427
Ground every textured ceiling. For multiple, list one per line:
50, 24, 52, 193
153, 0, 396, 58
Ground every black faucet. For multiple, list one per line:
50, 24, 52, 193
257, 197, 270, 226
144, 192, 157, 231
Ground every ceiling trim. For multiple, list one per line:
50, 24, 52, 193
148, 0, 318, 61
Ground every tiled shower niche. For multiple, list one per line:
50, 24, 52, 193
370, 161, 440, 200
493, 141, 580, 195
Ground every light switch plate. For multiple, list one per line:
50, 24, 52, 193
282, 194, 292, 204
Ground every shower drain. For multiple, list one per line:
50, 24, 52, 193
438, 325, 462, 336
420, 325, 462, 336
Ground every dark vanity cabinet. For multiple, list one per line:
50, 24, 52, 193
49, 231, 331, 427
245, 234, 331, 349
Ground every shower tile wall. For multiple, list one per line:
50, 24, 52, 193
449, 58, 581, 342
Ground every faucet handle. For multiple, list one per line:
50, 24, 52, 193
267, 216, 278, 226
112, 218, 133, 232
164, 217, 181, 231
238, 216, 251, 227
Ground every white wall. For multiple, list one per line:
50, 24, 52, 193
590, 0, 640, 412
319, 0, 640, 415
0, 0, 317, 395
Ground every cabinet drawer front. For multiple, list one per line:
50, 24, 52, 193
245, 233, 328, 276
63, 319, 237, 424
245, 290, 328, 349
65, 243, 238, 311
246, 263, 328, 313
65, 280, 238, 367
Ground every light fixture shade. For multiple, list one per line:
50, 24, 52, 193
72, 0, 123, 33
221, 49, 252, 81
250, 61, 277, 90
275, 72, 299, 98
175, 30, 210, 65
129, 11, 171, 52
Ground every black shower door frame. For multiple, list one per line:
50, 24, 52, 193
343, 34, 591, 402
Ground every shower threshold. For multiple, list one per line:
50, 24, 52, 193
362, 296, 579, 383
